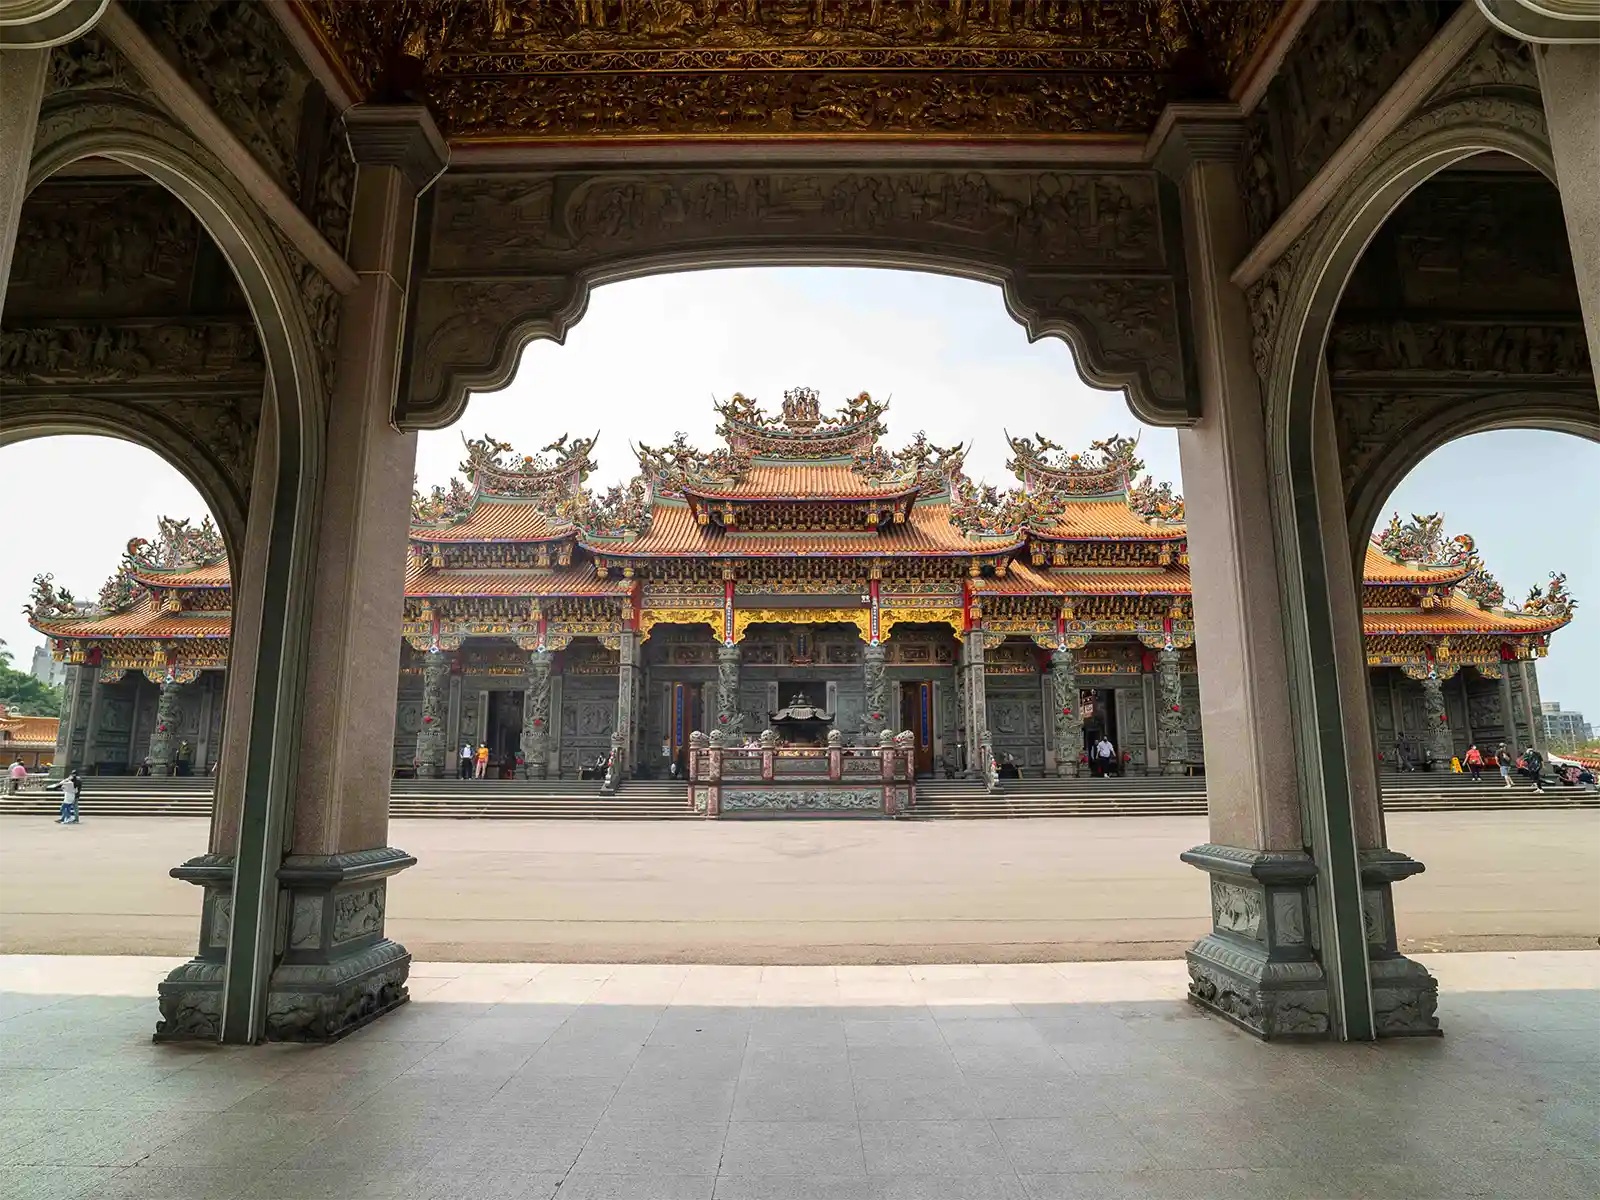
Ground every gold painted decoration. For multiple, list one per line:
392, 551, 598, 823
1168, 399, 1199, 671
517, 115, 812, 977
733, 607, 870, 645
299, 2, 1286, 143
879, 607, 964, 644
640, 607, 722, 641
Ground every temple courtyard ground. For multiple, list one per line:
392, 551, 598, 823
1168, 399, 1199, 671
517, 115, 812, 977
1, 952, 1596, 1199
1, 811, 1595, 962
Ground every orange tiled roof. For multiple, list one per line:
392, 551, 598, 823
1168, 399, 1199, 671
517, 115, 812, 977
1361, 597, 1569, 636
1361, 546, 1472, 585
975, 561, 1191, 596
686, 462, 916, 501
1029, 500, 1185, 541
412, 498, 572, 543
405, 563, 630, 598
0, 711, 58, 748
31, 596, 232, 640
129, 561, 231, 588
585, 500, 1012, 557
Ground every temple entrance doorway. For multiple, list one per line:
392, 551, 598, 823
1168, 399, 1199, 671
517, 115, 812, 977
486, 690, 524, 778
899, 681, 935, 776
1081, 688, 1121, 775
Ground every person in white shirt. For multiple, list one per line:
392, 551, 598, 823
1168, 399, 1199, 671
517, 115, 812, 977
1094, 736, 1116, 778
459, 743, 474, 779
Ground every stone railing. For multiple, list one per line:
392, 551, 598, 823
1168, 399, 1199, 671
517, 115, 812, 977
686, 730, 916, 817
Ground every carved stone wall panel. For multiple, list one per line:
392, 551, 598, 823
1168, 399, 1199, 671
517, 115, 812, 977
9, 183, 204, 319
46, 30, 155, 102
401, 168, 1192, 429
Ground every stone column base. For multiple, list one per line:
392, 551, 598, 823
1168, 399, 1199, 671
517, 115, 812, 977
155, 846, 417, 1043
1180, 844, 1330, 1038
1180, 843, 1439, 1039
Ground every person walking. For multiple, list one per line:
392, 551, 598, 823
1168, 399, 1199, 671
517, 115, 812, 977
1094, 735, 1116, 778
458, 743, 474, 780
474, 743, 489, 779
49, 770, 82, 824
1518, 746, 1545, 792
7, 759, 25, 795
1497, 742, 1513, 788
1464, 744, 1483, 781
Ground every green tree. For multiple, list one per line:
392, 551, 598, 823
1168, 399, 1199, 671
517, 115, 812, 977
0, 640, 63, 717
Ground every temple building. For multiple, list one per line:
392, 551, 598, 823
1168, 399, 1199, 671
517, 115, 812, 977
30, 391, 1574, 783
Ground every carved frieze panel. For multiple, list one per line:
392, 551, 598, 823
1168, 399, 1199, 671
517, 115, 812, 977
0, 320, 262, 385
10, 184, 204, 320
301, 1, 1283, 142
400, 167, 1194, 429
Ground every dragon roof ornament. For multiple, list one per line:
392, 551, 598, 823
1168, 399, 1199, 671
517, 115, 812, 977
462, 431, 599, 496
25, 573, 92, 622
36, 516, 232, 622
1517, 573, 1578, 620
851, 431, 966, 496
124, 517, 227, 573
1372, 512, 1477, 572
948, 471, 1067, 538
1005, 431, 1144, 495
635, 432, 750, 499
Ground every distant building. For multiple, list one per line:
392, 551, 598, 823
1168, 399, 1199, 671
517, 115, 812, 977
0, 704, 57, 770
1540, 702, 1592, 748
28, 643, 67, 688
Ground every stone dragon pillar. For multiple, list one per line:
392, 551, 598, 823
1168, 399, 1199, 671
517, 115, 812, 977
1156, 647, 1189, 776
1420, 670, 1455, 767
861, 642, 888, 743
1050, 647, 1080, 778
147, 672, 186, 776
413, 650, 450, 777
614, 630, 641, 779
520, 648, 553, 779
715, 642, 741, 738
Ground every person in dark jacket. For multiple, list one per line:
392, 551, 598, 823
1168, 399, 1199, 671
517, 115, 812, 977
1517, 746, 1545, 792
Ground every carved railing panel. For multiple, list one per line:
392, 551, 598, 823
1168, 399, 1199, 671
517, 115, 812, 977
397, 167, 1197, 430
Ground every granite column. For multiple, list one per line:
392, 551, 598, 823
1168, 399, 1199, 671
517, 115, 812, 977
414, 650, 450, 777
520, 648, 552, 779
1050, 647, 1080, 778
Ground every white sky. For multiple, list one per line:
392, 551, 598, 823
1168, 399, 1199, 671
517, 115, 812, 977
2, 267, 1594, 717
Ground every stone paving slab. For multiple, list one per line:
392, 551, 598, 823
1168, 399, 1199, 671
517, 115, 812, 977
0, 952, 1595, 1199
3, 812, 1598, 960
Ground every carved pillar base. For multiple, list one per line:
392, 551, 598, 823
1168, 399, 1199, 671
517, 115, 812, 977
1181, 844, 1439, 1039
155, 848, 417, 1043
1362, 849, 1440, 1037
154, 854, 234, 1042
1180, 845, 1330, 1039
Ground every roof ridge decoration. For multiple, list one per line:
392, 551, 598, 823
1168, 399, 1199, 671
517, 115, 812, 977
635, 431, 750, 499
25, 573, 91, 621
125, 517, 227, 573
948, 472, 1066, 538
556, 475, 654, 540
1372, 512, 1477, 572
26, 515, 229, 623
412, 432, 598, 529
1517, 573, 1578, 621
715, 388, 888, 459
852, 431, 967, 497
1005, 431, 1144, 495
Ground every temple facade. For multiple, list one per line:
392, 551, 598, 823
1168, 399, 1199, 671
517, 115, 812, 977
30, 392, 1574, 784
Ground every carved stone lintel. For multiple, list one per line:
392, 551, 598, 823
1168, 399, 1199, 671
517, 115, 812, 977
397, 168, 1193, 430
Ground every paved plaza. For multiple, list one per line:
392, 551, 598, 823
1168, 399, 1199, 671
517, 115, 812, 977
2, 812, 1596, 962
1, 951, 1596, 1199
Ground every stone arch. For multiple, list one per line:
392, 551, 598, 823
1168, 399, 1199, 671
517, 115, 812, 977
14, 89, 332, 1041
1247, 89, 1570, 1038
395, 168, 1198, 429
0, 408, 247, 560
1344, 391, 1600, 558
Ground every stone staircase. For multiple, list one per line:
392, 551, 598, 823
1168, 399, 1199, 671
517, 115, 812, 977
2, 770, 1591, 821
387, 777, 696, 820
905, 771, 1599, 819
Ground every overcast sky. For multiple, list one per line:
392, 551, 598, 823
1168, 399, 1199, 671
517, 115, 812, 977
3, 268, 1594, 718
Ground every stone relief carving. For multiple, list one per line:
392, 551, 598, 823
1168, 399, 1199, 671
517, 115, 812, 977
332, 884, 386, 944
520, 650, 554, 775
1155, 647, 1187, 772
289, 896, 324, 950
722, 788, 881, 812
1210, 881, 1263, 940
46, 30, 150, 99
130, 0, 311, 195
400, 168, 1190, 428
10, 185, 200, 318
1271, 891, 1306, 946
271, 230, 342, 403
1361, 887, 1388, 946
1428, 31, 1537, 101
1270, 1, 1450, 195
0, 320, 262, 384
309, 102, 355, 259
1328, 321, 1590, 378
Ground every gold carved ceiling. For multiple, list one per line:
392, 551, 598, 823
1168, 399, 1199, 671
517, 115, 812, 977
293, 1, 1287, 142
